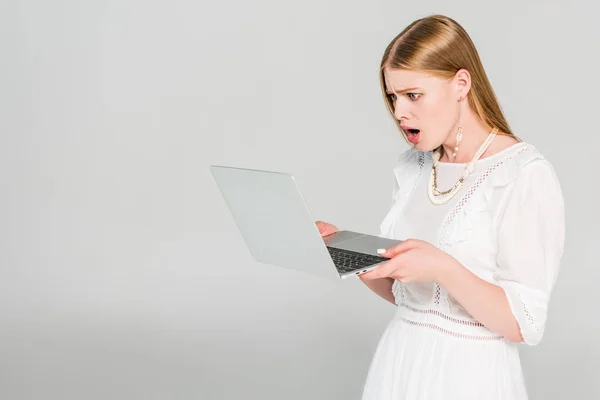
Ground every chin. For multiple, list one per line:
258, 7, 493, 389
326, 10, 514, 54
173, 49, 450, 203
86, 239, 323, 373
412, 141, 436, 152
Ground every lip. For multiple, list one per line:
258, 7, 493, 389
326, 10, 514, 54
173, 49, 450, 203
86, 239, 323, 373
401, 125, 420, 144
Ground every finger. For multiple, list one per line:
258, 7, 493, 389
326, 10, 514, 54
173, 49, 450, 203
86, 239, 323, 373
377, 239, 419, 258
315, 221, 325, 232
316, 221, 328, 236
316, 221, 336, 234
320, 228, 335, 237
360, 260, 397, 280
324, 227, 338, 236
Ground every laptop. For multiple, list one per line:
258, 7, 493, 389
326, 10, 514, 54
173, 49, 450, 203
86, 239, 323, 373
209, 164, 402, 279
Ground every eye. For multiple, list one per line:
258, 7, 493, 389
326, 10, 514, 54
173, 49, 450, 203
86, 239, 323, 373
407, 93, 421, 101
387, 93, 397, 102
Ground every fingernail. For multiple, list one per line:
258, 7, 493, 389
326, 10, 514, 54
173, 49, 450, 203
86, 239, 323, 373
377, 248, 386, 254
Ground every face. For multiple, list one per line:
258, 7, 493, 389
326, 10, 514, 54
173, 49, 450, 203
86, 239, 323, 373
383, 68, 467, 151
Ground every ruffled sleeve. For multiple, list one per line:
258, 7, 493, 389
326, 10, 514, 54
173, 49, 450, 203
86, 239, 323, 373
494, 159, 565, 346
379, 147, 424, 238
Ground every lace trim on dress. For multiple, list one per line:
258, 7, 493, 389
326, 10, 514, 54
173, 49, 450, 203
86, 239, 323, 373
399, 303, 484, 327
519, 292, 544, 336
398, 318, 504, 341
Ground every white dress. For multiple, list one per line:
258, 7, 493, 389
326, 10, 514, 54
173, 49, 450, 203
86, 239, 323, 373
361, 142, 565, 400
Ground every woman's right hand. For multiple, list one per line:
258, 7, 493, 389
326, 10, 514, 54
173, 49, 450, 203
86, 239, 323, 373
316, 220, 395, 304
315, 221, 339, 238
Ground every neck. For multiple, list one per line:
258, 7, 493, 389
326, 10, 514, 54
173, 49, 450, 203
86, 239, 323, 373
439, 104, 493, 163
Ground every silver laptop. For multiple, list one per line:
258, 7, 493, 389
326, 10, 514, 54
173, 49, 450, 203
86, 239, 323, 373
209, 164, 402, 279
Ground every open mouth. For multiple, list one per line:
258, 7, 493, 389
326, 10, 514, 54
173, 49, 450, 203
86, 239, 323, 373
405, 128, 420, 144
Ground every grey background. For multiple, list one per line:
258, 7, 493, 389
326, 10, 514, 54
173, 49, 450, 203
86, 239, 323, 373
1, 0, 597, 399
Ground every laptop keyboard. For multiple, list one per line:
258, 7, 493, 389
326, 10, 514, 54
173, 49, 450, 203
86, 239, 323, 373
326, 246, 389, 273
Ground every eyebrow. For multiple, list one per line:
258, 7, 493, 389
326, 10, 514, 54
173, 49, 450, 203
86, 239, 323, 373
386, 87, 420, 94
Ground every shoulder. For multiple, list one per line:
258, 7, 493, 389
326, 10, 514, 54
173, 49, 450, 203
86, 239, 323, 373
487, 141, 559, 185
496, 143, 565, 254
494, 142, 564, 209
478, 141, 563, 218
390, 147, 430, 190
510, 143, 560, 187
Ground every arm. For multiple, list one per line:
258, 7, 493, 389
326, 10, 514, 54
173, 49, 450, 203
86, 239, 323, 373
437, 260, 523, 342
363, 160, 564, 345
361, 277, 396, 305
440, 160, 564, 345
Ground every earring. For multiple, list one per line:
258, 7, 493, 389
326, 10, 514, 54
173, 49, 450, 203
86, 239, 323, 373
452, 126, 463, 158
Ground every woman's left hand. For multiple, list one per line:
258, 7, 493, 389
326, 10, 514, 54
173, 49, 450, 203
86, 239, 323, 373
359, 239, 455, 283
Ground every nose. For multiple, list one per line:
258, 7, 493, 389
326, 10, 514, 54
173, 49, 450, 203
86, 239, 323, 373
393, 99, 410, 122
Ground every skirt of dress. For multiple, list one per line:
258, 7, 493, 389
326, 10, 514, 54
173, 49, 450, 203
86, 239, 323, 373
361, 312, 529, 400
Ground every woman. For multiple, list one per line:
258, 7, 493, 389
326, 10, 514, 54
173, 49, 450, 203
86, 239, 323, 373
316, 14, 564, 399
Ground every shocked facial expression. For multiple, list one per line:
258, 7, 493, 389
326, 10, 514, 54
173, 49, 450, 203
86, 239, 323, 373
383, 68, 464, 151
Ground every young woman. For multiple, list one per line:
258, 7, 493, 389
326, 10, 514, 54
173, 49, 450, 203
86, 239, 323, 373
316, 14, 564, 399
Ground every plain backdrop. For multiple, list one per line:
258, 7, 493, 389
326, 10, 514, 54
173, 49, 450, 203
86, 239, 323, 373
1, 0, 598, 399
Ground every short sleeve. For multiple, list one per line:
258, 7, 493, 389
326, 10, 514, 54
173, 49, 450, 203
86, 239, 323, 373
494, 159, 565, 346
379, 148, 423, 238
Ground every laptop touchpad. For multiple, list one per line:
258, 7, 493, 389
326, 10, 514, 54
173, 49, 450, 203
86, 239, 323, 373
323, 231, 363, 246
334, 235, 402, 256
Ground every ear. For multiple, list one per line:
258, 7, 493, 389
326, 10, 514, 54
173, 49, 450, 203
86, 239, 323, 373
454, 69, 471, 101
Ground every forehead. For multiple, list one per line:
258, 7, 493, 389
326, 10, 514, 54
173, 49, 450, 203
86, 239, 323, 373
383, 68, 444, 92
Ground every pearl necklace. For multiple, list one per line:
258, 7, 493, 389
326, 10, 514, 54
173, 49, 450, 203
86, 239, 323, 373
427, 127, 498, 205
